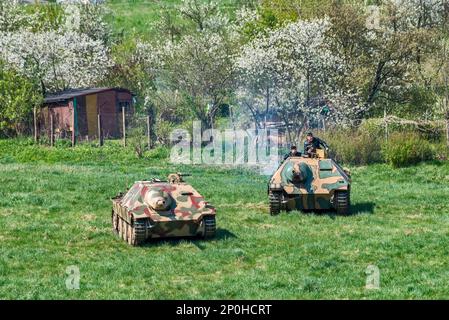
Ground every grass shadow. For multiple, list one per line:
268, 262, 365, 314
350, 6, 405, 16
349, 201, 376, 215
139, 228, 237, 249
296, 201, 376, 219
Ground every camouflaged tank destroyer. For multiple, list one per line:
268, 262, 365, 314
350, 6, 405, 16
112, 173, 216, 245
268, 149, 351, 215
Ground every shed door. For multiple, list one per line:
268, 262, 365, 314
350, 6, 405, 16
86, 94, 98, 138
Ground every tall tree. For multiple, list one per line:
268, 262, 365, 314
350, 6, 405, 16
0, 1, 112, 94
0, 60, 42, 135
163, 30, 237, 128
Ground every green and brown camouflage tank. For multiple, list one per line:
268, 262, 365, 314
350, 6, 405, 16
112, 173, 216, 246
268, 150, 351, 215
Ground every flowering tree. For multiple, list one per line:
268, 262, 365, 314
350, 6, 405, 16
180, 0, 218, 31
323, 0, 446, 121
0, 0, 111, 94
0, 30, 111, 93
0, 60, 42, 135
390, 0, 447, 29
0, 0, 28, 32
236, 18, 363, 141
162, 31, 237, 128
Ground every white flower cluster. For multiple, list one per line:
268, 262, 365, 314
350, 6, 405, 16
0, 0, 111, 92
0, 0, 32, 32
389, 0, 446, 29
236, 18, 364, 125
235, 6, 260, 28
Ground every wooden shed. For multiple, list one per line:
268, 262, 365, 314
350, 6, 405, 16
40, 87, 134, 140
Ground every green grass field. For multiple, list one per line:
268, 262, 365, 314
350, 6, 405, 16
106, 0, 243, 38
1, 139, 449, 299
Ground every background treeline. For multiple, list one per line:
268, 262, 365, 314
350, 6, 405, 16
0, 0, 448, 167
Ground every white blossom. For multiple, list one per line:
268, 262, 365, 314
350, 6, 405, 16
236, 18, 364, 127
388, 0, 446, 29
0, 0, 33, 32
235, 6, 260, 27
0, 0, 112, 92
0, 30, 112, 92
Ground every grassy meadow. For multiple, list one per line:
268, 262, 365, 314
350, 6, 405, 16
106, 0, 243, 38
0, 139, 449, 299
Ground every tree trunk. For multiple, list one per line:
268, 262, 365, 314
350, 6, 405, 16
264, 86, 270, 129
295, 115, 307, 145
279, 112, 293, 145
122, 106, 126, 147
147, 115, 152, 150
243, 102, 262, 129
33, 106, 39, 143
445, 105, 449, 149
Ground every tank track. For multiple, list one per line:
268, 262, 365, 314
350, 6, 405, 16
112, 210, 147, 246
203, 216, 216, 239
131, 220, 147, 245
269, 190, 282, 215
335, 190, 350, 215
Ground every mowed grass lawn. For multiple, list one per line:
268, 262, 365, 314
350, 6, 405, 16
1, 141, 449, 299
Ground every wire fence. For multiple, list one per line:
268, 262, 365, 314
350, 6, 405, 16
34, 106, 154, 149
9, 105, 449, 153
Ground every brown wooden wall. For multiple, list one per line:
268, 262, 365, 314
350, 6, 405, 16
97, 90, 117, 138
41, 89, 133, 140
75, 96, 88, 137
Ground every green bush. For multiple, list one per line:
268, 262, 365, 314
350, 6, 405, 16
0, 61, 42, 136
381, 132, 435, 167
434, 142, 449, 161
0, 137, 170, 165
144, 146, 170, 160
156, 121, 177, 146
320, 129, 382, 165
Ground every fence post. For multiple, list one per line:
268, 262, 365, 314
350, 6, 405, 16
384, 107, 388, 142
71, 104, 76, 147
444, 98, 449, 149
122, 106, 126, 147
445, 108, 449, 149
33, 106, 39, 143
98, 114, 103, 147
50, 112, 54, 147
147, 115, 152, 150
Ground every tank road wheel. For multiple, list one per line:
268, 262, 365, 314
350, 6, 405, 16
121, 220, 128, 241
127, 220, 147, 246
335, 191, 350, 215
269, 191, 282, 215
127, 223, 134, 246
203, 216, 216, 239
117, 217, 123, 238
112, 210, 119, 234
136, 220, 147, 245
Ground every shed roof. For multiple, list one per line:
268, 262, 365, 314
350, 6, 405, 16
43, 87, 133, 104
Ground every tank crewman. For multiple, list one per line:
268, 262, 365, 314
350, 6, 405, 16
303, 132, 329, 154
283, 145, 302, 161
